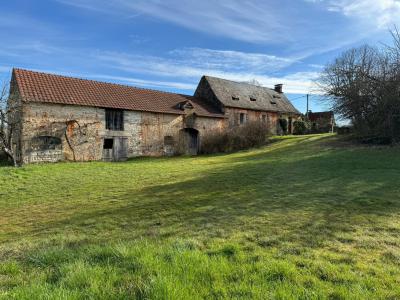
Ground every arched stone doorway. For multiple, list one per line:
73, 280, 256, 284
179, 128, 199, 155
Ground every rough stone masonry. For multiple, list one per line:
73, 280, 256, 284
9, 69, 301, 164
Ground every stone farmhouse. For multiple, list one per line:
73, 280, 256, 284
307, 111, 335, 133
9, 69, 300, 164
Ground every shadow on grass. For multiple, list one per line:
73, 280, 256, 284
11, 135, 400, 249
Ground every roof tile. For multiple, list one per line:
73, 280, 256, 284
13, 69, 224, 118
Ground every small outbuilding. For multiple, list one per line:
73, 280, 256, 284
307, 111, 335, 133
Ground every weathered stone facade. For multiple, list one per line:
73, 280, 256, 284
194, 75, 302, 135
308, 111, 335, 133
18, 102, 225, 164
223, 107, 278, 133
11, 69, 302, 164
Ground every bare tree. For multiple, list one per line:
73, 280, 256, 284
319, 28, 400, 143
0, 80, 21, 166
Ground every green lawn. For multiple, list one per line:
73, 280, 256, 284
1, 134, 400, 299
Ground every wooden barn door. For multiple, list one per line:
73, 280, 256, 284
103, 137, 128, 161
179, 128, 199, 155
113, 137, 128, 161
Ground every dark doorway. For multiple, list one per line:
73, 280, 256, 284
180, 128, 199, 155
288, 117, 293, 134
103, 137, 128, 161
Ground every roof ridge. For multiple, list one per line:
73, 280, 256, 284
12, 68, 224, 118
13, 68, 195, 99
203, 75, 278, 93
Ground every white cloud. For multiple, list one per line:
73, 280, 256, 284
94, 48, 318, 94
91, 75, 197, 90
8, 44, 318, 94
57, 0, 294, 43
95, 48, 298, 77
169, 48, 296, 73
56, 0, 398, 61
18, 67, 197, 91
311, 0, 400, 29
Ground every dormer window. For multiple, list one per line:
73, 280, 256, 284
232, 96, 240, 101
250, 97, 257, 101
183, 102, 193, 110
178, 101, 194, 110
270, 100, 277, 105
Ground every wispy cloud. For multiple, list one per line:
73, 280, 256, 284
57, 0, 295, 43
95, 48, 299, 77
307, 0, 400, 29
56, 0, 397, 60
169, 48, 296, 73
91, 75, 197, 90
94, 48, 318, 94
4, 41, 318, 94
17, 67, 197, 91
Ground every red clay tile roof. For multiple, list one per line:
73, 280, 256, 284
13, 69, 224, 118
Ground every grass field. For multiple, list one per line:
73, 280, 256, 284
1, 134, 400, 299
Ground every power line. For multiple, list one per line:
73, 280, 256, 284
289, 95, 307, 101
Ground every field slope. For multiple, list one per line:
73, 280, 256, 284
1, 134, 400, 299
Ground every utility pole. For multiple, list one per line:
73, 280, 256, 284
306, 94, 309, 118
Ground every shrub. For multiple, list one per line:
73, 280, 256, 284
278, 119, 288, 135
293, 121, 307, 135
336, 126, 352, 135
200, 121, 268, 154
0, 150, 12, 166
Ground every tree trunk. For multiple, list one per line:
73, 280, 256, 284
3, 147, 19, 167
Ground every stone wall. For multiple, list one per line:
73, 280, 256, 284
194, 77, 225, 113
278, 113, 303, 134
224, 107, 279, 134
21, 103, 104, 164
309, 116, 334, 133
20, 102, 226, 163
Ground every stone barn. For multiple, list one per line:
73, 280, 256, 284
9, 69, 301, 164
10, 69, 225, 164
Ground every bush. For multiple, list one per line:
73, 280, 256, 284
200, 121, 269, 154
0, 150, 11, 166
336, 126, 352, 135
279, 119, 288, 134
293, 121, 307, 135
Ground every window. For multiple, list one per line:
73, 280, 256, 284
164, 136, 174, 146
179, 102, 193, 110
270, 100, 277, 105
250, 97, 257, 101
103, 138, 114, 149
31, 136, 61, 151
232, 96, 240, 101
239, 113, 247, 125
106, 109, 124, 131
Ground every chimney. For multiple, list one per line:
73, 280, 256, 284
274, 84, 283, 94
274, 84, 283, 93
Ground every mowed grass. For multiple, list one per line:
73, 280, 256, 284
1, 134, 400, 299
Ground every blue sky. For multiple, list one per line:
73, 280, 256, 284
0, 0, 399, 114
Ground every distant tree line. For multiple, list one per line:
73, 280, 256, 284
319, 28, 400, 144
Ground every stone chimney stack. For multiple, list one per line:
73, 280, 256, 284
274, 84, 283, 93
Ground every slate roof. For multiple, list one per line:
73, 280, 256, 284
308, 111, 334, 121
199, 76, 301, 114
12, 69, 224, 118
